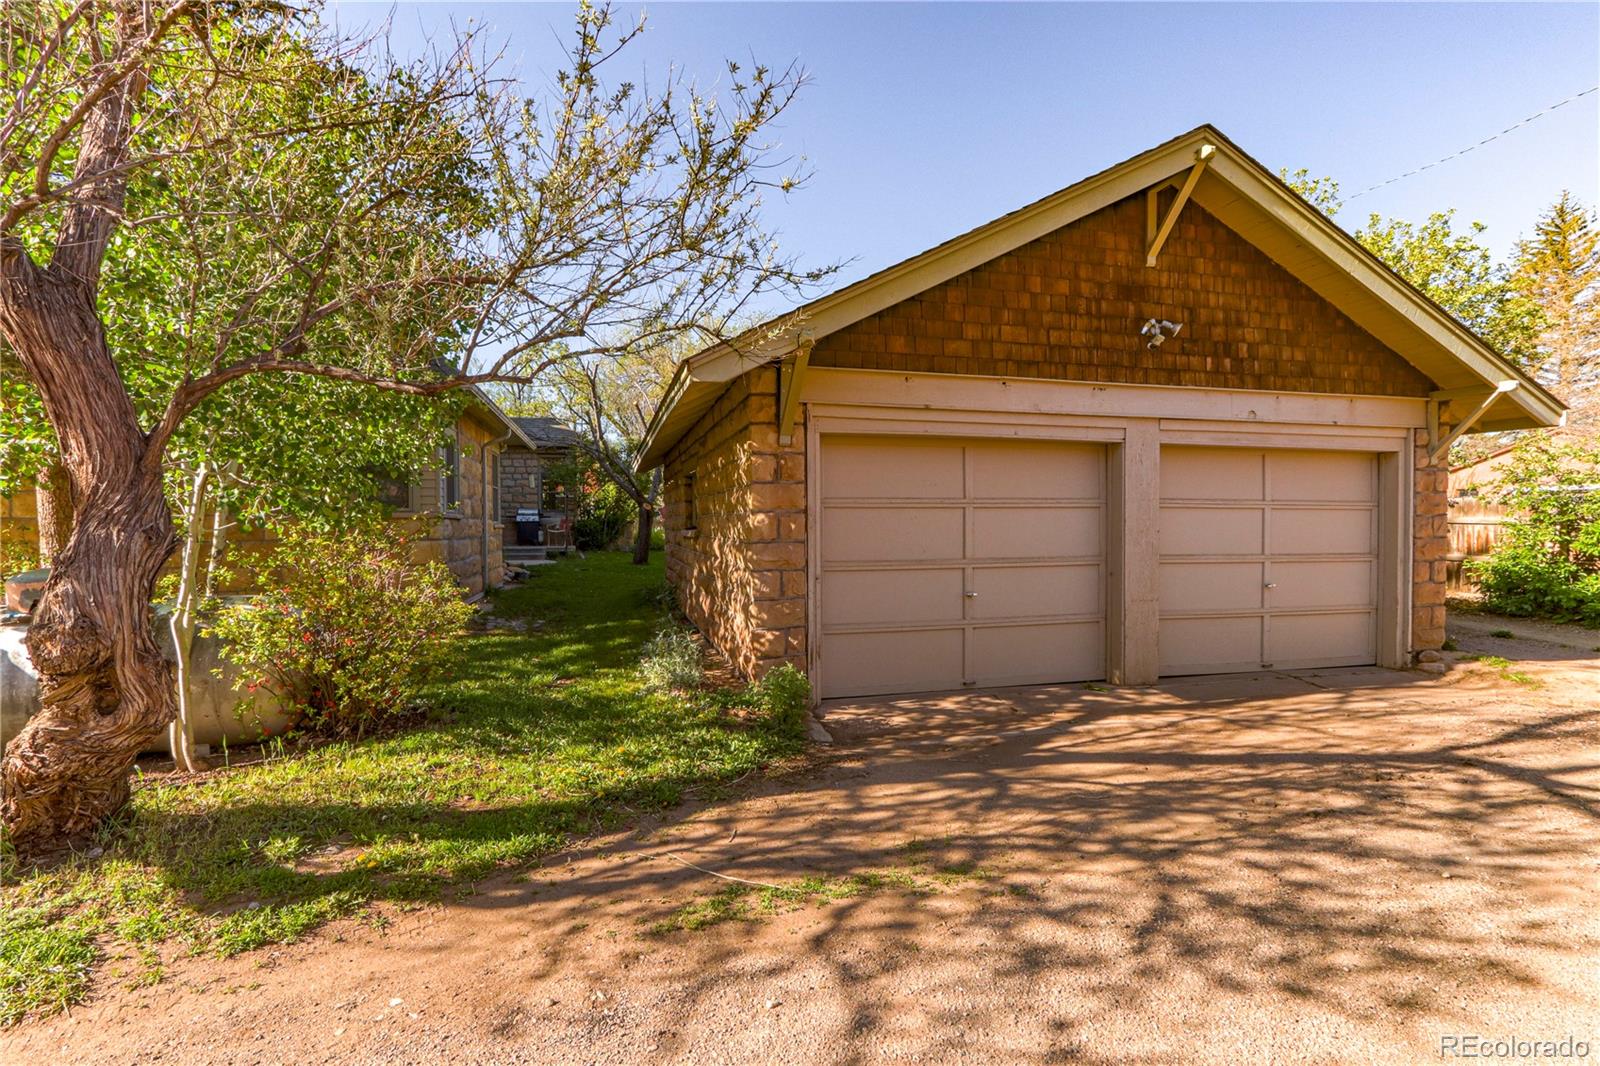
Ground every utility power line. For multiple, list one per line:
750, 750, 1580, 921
1346, 85, 1598, 201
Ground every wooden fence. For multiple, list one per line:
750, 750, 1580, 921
1446, 497, 1509, 590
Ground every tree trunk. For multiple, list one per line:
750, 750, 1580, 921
0, 259, 178, 854
168, 463, 211, 774
632, 506, 654, 565
35, 459, 75, 565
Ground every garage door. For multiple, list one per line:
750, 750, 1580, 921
819, 436, 1106, 699
1158, 447, 1378, 675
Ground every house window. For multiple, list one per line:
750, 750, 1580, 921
491, 452, 502, 520
375, 475, 414, 511
682, 472, 698, 531
440, 436, 461, 511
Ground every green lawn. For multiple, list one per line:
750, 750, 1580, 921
0, 552, 805, 1025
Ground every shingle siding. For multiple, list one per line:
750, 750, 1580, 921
812, 194, 1435, 398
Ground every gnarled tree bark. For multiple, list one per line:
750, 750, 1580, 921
0, 255, 178, 851
35, 459, 75, 565
0, 3, 176, 853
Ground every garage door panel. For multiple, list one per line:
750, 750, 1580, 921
1267, 612, 1375, 667
970, 564, 1101, 621
1270, 560, 1375, 610
973, 506, 1101, 559
1269, 508, 1374, 556
1160, 561, 1263, 613
1269, 452, 1374, 502
821, 569, 964, 628
1160, 616, 1263, 675
826, 629, 966, 698
822, 506, 964, 563
823, 440, 964, 500
1161, 447, 1263, 500
969, 441, 1102, 500
1159, 446, 1379, 677
969, 622, 1104, 687
820, 436, 1105, 698
1159, 506, 1263, 557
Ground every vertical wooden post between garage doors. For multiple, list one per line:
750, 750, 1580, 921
1108, 420, 1162, 685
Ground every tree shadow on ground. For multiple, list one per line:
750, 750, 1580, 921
396, 670, 1600, 1062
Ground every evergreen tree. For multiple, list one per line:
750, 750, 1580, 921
1512, 191, 1600, 416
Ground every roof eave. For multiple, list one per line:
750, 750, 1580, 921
635, 123, 1567, 465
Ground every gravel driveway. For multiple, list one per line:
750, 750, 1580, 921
7, 618, 1598, 1064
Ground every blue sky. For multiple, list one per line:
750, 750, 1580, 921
335, 2, 1599, 304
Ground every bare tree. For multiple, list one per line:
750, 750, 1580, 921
545, 343, 682, 564
0, 0, 824, 851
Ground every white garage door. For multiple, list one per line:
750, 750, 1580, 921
819, 436, 1106, 699
1158, 447, 1379, 675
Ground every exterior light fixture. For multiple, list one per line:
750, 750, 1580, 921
1140, 319, 1183, 349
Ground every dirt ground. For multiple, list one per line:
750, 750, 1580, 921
7, 614, 1598, 1065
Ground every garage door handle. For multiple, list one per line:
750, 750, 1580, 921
1264, 582, 1278, 589
964, 591, 978, 598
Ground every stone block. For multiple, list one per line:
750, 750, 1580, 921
749, 541, 805, 569
747, 453, 777, 483
751, 628, 787, 658
750, 482, 806, 511
751, 597, 805, 629
752, 569, 784, 600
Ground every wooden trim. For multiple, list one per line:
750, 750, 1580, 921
778, 334, 814, 445
1158, 428, 1407, 452
802, 367, 1429, 428
811, 414, 1124, 443
805, 404, 823, 706
1428, 382, 1519, 464
1146, 144, 1214, 266
1112, 421, 1161, 685
1377, 450, 1407, 668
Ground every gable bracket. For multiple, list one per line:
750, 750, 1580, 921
1146, 143, 1215, 267
778, 332, 815, 445
1428, 380, 1519, 464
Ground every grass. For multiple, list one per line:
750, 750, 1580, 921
1464, 654, 1541, 687
0, 553, 805, 1025
649, 838, 998, 935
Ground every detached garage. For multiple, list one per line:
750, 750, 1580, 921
636, 126, 1564, 700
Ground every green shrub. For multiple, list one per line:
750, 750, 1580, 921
0, 538, 39, 581
210, 525, 474, 736
1466, 434, 1600, 626
752, 663, 810, 736
640, 626, 702, 691
572, 480, 637, 551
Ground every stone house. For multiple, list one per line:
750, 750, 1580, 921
498, 416, 586, 554
635, 126, 1565, 699
1, 389, 551, 600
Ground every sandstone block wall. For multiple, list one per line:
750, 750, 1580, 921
662, 367, 806, 679
1412, 430, 1449, 652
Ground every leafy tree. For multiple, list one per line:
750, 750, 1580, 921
543, 341, 684, 563
1511, 191, 1600, 416
1467, 433, 1600, 625
1278, 168, 1342, 218
1279, 172, 1545, 369
1354, 212, 1545, 369
0, 0, 825, 851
